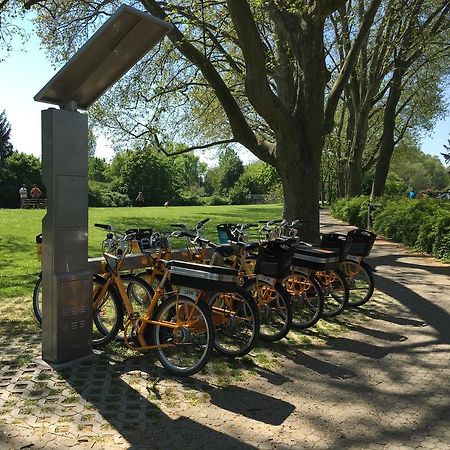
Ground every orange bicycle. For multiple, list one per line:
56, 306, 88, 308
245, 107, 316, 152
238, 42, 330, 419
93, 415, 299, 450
92, 223, 216, 376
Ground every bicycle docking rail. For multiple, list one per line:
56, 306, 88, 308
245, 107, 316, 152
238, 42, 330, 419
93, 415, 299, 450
87, 247, 215, 275
36, 233, 214, 274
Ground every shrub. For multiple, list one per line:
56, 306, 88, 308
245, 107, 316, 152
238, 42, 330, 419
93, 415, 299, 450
266, 183, 283, 204
174, 192, 202, 206
228, 182, 250, 205
88, 182, 131, 207
331, 196, 369, 228
201, 195, 229, 206
332, 196, 450, 262
373, 199, 438, 247
432, 213, 450, 260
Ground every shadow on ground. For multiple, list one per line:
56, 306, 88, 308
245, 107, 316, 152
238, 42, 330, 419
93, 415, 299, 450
54, 350, 296, 448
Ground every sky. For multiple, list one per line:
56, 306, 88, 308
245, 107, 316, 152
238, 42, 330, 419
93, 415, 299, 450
0, 15, 449, 166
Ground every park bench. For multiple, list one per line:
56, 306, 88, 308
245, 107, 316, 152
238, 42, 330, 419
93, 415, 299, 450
22, 198, 47, 209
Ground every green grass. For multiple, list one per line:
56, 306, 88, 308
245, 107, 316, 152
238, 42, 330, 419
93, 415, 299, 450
0, 204, 282, 300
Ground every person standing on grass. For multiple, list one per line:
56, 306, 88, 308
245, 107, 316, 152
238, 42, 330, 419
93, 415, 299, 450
31, 184, 42, 198
135, 191, 144, 207
30, 184, 42, 208
19, 184, 28, 208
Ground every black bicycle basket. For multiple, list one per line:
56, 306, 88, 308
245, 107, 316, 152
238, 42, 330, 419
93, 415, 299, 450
292, 244, 339, 271
254, 240, 294, 279
320, 233, 352, 262
347, 229, 377, 257
169, 260, 239, 292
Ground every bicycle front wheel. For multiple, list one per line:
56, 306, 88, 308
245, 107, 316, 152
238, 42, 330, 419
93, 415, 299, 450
152, 296, 214, 376
243, 279, 292, 342
123, 274, 155, 317
317, 269, 349, 318
92, 275, 123, 347
208, 288, 260, 357
283, 271, 324, 329
32, 272, 43, 324
341, 260, 375, 307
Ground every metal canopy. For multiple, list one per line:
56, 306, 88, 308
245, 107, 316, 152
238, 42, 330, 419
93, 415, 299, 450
34, 5, 172, 109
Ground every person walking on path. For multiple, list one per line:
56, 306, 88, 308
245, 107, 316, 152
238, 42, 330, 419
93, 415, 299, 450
19, 184, 28, 208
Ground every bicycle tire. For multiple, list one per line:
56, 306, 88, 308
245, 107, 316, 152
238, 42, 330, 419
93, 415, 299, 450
33, 272, 124, 344
135, 270, 167, 291
92, 275, 123, 347
342, 260, 375, 307
152, 295, 214, 376
283, 271, 324, 329
32, 272, 43, 324
123, 274, 155, 316
318, 268, 349, 318
208, 287, 260, 357
242, 279, 292, 342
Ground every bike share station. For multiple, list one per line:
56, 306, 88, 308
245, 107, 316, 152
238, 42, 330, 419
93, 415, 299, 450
34, 5, 172, 365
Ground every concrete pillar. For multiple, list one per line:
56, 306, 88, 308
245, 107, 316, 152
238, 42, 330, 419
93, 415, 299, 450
41, 108, 92, 364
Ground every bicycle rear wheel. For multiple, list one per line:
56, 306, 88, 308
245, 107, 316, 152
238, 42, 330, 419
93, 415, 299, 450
317, 269, 349, 318
208, 288, 260, 357
152, 296, 214, 376
242, 279, 292, 342
92, 275, 123, 347
283, 271, 324, 329
341, 260, 375, 307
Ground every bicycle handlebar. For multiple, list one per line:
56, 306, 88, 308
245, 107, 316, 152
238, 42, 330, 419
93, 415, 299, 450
94, 223, 111, 230
195, 236, 216, 249
170, 223, 186, 228
258, 219, 282, 224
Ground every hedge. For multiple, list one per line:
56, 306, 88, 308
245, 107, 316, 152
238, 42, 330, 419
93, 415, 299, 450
331, 196, 450, 261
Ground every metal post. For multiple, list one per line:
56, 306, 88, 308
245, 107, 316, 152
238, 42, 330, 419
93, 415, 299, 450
41, 107, 92, 364
35, 5, 173, 365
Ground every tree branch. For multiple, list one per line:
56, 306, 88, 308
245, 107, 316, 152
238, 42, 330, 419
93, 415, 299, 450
226, 0, 293, 138
318, 0, 348, 16
24, 0, 40, 9
324, 0, 382, 134
158, 139, 237, 157
140, 0, 275, 163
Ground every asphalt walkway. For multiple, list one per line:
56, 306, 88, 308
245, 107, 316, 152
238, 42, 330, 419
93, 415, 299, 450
0, 210, 449, 449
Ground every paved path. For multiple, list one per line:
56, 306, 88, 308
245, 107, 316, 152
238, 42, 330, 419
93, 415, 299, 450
1, 211, 449, 449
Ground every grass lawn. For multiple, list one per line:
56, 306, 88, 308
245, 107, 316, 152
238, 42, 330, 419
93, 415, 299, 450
0, 204, 282, 300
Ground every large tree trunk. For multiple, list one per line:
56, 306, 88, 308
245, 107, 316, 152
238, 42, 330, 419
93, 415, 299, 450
347, 108, 370, 196
337, 168, 346, 197
277, 141, 322, 244
371, 72, 402, 197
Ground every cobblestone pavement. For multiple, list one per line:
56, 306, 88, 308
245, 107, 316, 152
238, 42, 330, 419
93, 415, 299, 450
1, 211, 449, 449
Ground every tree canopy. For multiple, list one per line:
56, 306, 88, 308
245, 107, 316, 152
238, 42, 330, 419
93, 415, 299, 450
0, 0, 449, 223
0, 110, 14, 160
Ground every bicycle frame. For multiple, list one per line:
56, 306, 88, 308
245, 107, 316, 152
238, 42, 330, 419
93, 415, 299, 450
340, 255, 365, 278
94, 251, 208, 352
